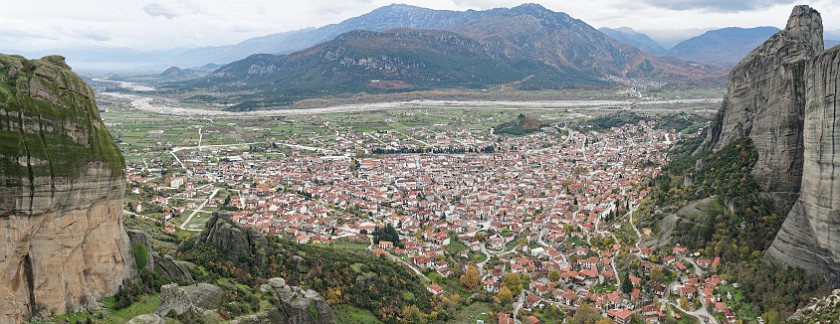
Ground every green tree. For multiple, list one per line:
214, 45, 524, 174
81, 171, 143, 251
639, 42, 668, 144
549, 269, 561, 282
621, 272, 632, 293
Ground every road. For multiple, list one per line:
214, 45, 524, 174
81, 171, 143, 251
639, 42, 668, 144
512, 290, 526, 324
179, 188, 219, 231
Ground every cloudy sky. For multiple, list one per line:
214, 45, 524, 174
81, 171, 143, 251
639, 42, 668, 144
2, 0, 839, 53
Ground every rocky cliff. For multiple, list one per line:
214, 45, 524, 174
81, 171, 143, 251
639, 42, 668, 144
0, 54, 134, 321
702, 6, 840, 279
704, 5, 824, 211
766, 46, 840, 277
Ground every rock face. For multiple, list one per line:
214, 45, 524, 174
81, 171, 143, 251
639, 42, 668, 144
195, 212, 267, 265
788, 289, 840, 322
767, 46, 840, 277
128, 229, 194, 283
704, 5, 824, 211
0, 55, 134, 321
157, 283, 225, 316
259, 277, 336, 324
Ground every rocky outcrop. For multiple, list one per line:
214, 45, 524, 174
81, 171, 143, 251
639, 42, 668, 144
128, 314, 165, 324
157, 283, 225, 316
704, 5, 824, 210
261, 277, 336, 324
128, 229, 194, 283
154, 254, 195, 283
788, 289, 840, 323
767, 46, 840, 277
0, 55, 134, 321
195, 212, 267, 265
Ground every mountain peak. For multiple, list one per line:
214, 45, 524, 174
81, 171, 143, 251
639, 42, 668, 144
785, 5, 824, 50
376, 3, 424, 11
510, 3, 557, 15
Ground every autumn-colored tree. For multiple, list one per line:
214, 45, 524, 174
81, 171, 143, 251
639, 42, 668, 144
650, 266, 664, 282
497, 286, 514, 307
570, 303, 606, 324
504, 273, 524, 296
401, 304, 427, 324
460, 266, 481, 291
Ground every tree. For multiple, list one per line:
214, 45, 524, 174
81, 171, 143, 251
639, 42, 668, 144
460, 266, 481, 291
372, 224, 402, 248
570, 303, 606, 324
621, 272, 632, 294
761, 310, 780, 324
650, 266, 664, 282
549, 269, 561, 282
401, 304, 427, 324
497, 287, 514, 308
504, 273, 524, 296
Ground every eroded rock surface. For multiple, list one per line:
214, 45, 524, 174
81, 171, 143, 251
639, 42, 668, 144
767, 46, 840, 277
704, 5, 824, 210
157, 283, 225, 316
0, 54, 133, 321
260, 277, 336, 324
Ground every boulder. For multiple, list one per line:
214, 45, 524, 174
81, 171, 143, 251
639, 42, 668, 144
259, 277, 336, 324
128, 314, 165, 324
157, 283, 225, 316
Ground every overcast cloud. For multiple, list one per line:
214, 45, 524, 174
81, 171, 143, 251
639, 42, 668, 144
1, 0, 838, 53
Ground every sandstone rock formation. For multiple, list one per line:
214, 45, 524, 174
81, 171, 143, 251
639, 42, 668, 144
704, 5, 824, 211
231, 277, 336, 324
157, 282, 225, 316
195, 212, 267, 265
128, 314, 165, 324
0, 55, 134, 321
767, 46, 840, 277
788, 289, 840, 323
702, 6, 840, 278
128, 229, 194, 283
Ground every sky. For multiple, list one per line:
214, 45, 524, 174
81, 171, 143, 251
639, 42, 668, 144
2, 0, 839, 53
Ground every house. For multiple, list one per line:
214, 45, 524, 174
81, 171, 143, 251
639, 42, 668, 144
498, 313, 514, 324
427, 284, 443, 296
607, 308, 634, 324
379, 240, 394, 250
484, 279, 498, 292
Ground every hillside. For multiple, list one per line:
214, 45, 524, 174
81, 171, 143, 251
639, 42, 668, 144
171, 4, 727, 110
186, 29, 528, 110
493, 113, 547, 135
667, 27, 780, 65
636, 5, 836, 318
599, 27, 667, 55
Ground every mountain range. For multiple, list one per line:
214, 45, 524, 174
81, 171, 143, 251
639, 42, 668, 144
10, 3, 833, 73
170, 4, 726, 110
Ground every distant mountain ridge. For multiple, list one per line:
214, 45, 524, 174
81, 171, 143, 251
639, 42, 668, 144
174, 4, 726, 110
175, 4, 496, 67
599, 27, 667, 55
667, 27, 780, 65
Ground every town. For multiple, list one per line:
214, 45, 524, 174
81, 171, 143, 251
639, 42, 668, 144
117, 107, 740, 324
